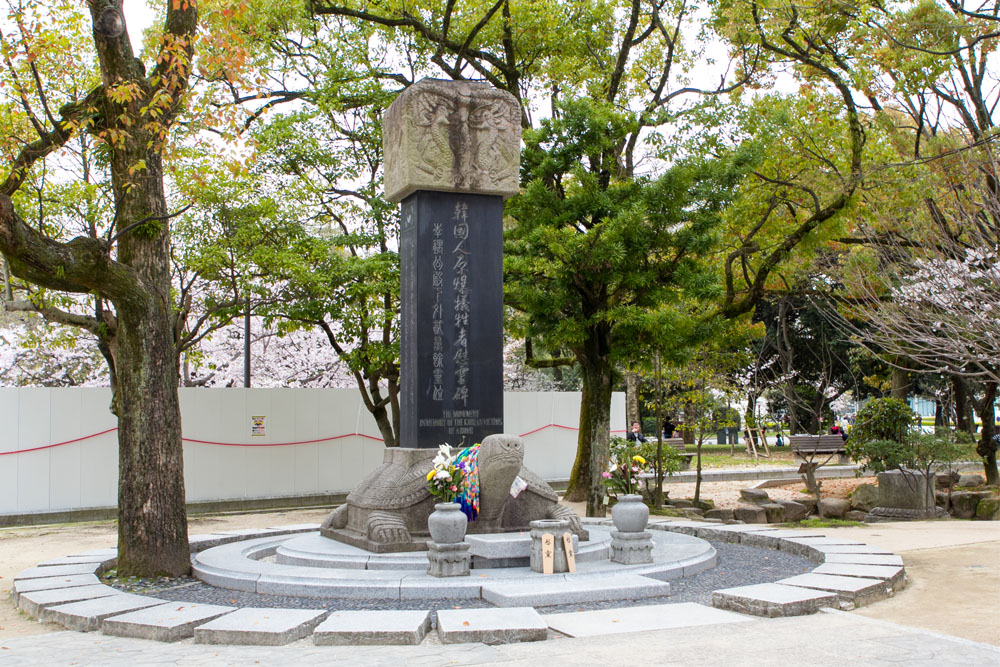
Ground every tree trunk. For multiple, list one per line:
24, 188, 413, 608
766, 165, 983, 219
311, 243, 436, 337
953, 375, 976, 435
975, 381, 999, 486
564, 329, 613, 517
890, 366, 909, 401
625, 371, 640, 427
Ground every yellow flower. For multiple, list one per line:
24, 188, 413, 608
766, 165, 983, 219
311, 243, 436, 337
632, 455, 646, 465
426, 469, 435, 481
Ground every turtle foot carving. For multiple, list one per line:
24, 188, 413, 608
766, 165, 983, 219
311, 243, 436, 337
321, 504, 348, 531
367, 511, 412, 544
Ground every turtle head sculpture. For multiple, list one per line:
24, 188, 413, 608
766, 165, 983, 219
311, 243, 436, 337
320, 433, 589, 552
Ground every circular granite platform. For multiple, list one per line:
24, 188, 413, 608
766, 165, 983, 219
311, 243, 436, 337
191, 526, 716, 604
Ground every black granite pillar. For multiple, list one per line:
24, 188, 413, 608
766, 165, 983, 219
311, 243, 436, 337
399, 191, 505, 448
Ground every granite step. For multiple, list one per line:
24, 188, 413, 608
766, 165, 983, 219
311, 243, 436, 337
193, 607, 326, 646
544, 602, 753, 637
101, 602, 237, 642
312, 609, 432, 645
436, 607, 548, 645
482, 573, 670, 607
712, 583, 839, 617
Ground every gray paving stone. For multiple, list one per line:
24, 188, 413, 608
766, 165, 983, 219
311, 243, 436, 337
68, 548, 118, 558
812, 563, 906, 589
545, 602, 753, 637
255, 574, 401, 599
313, 610, 431, 645
437, 607, 548, 645
193, 607, 326, 645
481, 574, 669, 607
778, 572, 894, 606
42, 593, 166, 632
805, 543, 893, 555
13, 563, 100, 580
823, 553, 904, 566
738, 530, 826, 550
398, 575, 482, 600
101, 602, 236, 642
17, 584, 118, 618
712, 583, 839, 617
11, 574, 101, 605
36, 556, 113, 567
187, 534, 237, 552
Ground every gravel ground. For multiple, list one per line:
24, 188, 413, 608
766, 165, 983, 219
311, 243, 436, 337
108, 540, 815, 615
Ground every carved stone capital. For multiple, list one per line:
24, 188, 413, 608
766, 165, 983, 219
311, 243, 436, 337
384, 79, 521, 202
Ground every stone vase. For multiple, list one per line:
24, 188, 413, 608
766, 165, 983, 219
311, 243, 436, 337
611, 494, 649, 533
427, 502, 467, 544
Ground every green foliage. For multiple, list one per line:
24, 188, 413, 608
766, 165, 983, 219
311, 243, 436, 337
849, 398, 916, 446
848, 396, 973, 475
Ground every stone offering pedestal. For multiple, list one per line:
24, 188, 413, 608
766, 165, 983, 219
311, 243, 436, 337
529, 520, 571, 574
611, 531, 654, 565
866, 469, 947, 522
427, 541, 472, 577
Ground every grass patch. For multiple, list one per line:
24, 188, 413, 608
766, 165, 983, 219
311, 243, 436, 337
649, 506, 686, 517
784, 518, 864, 529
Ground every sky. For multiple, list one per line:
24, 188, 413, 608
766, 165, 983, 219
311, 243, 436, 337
122, 1, 155, 53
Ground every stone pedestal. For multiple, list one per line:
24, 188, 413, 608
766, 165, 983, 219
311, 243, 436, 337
529, 519, 571, 573
866, 469, 947, 522
610, 531, 654, 565
426, 541, 471, 577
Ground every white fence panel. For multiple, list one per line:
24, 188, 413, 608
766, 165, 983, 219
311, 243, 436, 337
0, 387, 624, 516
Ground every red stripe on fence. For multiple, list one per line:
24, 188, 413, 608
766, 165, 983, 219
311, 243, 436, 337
1, 422, 616, 455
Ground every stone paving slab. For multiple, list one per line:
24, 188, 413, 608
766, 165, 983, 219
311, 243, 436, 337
313, 610, 432, 645
17, 584, 118, 618
712, 583, 839, 618
482, 573, 670, 607
10, 574, 101, 605
823, 553, 904, 566
36, 555, 113, 567
42, 593, 166, 632
193, 607, 327, 645
68, 548, 118, 558
398, 574, 482, 600
13, 563, 100, 580
806, 543, 894, 555
778, 572, 893, 607
812, 562, 906, 589
544, 602, 753, 637
437, 607, 548, 645
256, 573, 402, 599
101, 602, 236, 642
737, 530, 827, 550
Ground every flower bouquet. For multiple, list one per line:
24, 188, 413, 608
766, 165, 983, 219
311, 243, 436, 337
601, 436, 648, 499
426, 444, 466, 503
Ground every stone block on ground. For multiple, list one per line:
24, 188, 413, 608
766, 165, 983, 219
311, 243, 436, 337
704, 508, 734, 522
958, 473, 986, 488
850, 484, 879, 512
481, 574, 669, 607
11, 574, 101, 605
42, 594, 165, 632
936, 471, 959, 489
799, 497, 819, 515
681, 507, 704, 519
669, 499, 694, 508
846, 510, 868, 522
776, 500, 807, 522
544, 602, 751, 638
17, 584, 117, 619
194, 607, 327, 646
436, 607, 547, 645
760, 503, 786, 523
739, 488, 770, 504
733, 505, 766, 524
812, 563, 906, 590
823, 553, 904, 566
949, 492, 991, 519
777, 573, 892, 607
712, 583, 838, 618
101, 603, 236, 642
13, 563, 100, 581
692, 499, 715, 511
818, 498, 849, 519
975, 497, 1000, 520
313, 610, 431, 646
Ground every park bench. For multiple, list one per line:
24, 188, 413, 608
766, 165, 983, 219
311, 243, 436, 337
789, 434, 849, 464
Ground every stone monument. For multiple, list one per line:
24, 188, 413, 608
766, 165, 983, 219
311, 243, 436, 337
388, 78, 520, 448
321, 81, 587, 553
865, 469, 947, 522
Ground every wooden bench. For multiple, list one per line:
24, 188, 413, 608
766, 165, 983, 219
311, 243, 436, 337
789, 434, 848, 464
